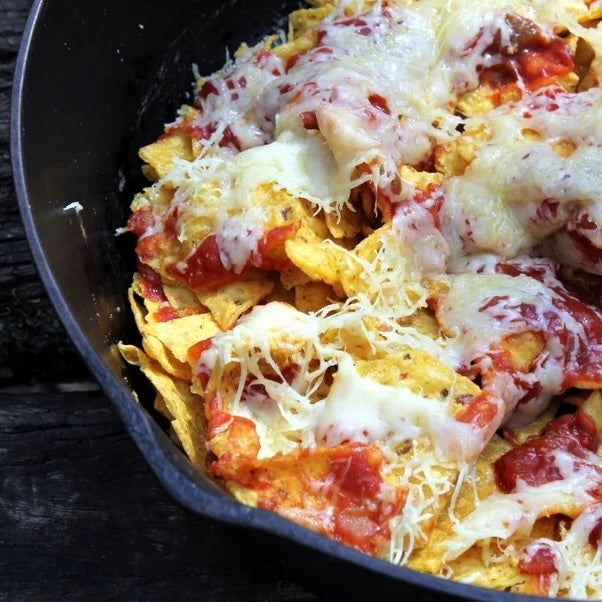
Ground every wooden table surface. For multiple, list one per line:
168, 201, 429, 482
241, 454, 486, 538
0, 2, 321, 599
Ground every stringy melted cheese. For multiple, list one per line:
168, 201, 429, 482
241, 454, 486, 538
135, 0, 602, 279
524, 505, 602, 598
127, 0, 602, 589
443, 449, 602, 562
197, 300, 489, 560
441, 87, 602, 262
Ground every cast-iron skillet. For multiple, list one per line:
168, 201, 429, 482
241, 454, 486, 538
11, 1, 566, 600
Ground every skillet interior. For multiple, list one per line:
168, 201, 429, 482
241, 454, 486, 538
11, 1, 572, 600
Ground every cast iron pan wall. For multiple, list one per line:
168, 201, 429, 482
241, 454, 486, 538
12, 1, 572, 600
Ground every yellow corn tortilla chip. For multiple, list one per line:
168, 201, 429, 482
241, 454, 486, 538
337, 225, 385, 297
143, 313, 221, 365
502, 399, 560, 445
356, 349, 481, 403
128, 282, 221, 378
435, 124, 489, 175
398, 165, 444, 190
142, 334, 191, 380
351, 351, 486, 552
578, 7, 602, 27
285, 236, 348, 295
324, 205, 363, 240
118, 343, 207, 468
196, 273, 274, 330
442, 516, 558, 593
129, 276, 166, 325
279, 265, 313, 290
400, 308, 440, 339
139, 130, 193, 180
288, 5, 335, 39
407, 434, 513, 574
294, 281, 336, 313
163, 284, 205, 312
153, 392, 174, 422
128, 282, 150, 332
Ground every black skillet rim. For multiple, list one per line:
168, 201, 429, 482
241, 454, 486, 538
9, 2, 570, 600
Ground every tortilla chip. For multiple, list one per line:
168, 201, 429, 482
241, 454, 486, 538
139, 130, 193, 180
118, 343, 206, 468
127, 280, 222, 379
288, 5, 335, 39
407, 434, 512, 574
502, 398, 562, 445
142, 334, 190, 380
398, 165, 444, 190
400, 308, 440, 339
294, 281, 337, 313
500, 330, 546, 373
279, 265, 313, 290
337, 225, 385, 297
285, 236, 348, 295
356, 349, 481, 403
143, 313, 221, 365
163, 284, 205, 312
324, 204, 363, 240
153, 392, 174, 421
196, 273, 274, 330
435, 124, 489, 175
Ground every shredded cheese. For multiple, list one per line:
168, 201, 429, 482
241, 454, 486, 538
124, 0, 602, 592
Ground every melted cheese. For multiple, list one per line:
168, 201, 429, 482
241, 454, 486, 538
188, 47, 285, 157
536, 505, 602, 598
143, 129, 347, 270
140, 0, 602, 278
197, 300, 488, 561
314, 355, 483, 462
441, 87, 602, 262
198, 301, 478, 457
443, 449, 602, 562
232, 130, 346, 208
436, 255, 594, 423
128, 0, 602, 583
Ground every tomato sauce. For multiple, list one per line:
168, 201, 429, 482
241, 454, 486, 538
152, 305, 180, 322
209, 431, 406, 555
411, 183, 444, 229
518, 542, 559, 595
564, 212, 602, 270
368, 93, 391, 115
253, 221, 300, 271
330, 442, 384, 498
166, 234, 237, 291
494, 410, 599, 493
497, 261, 602, 390
130, 202, 299, 293
519, 542, 558, 575
136, 261, 167, 302
127, 205, 156, 237
456, 391, 502, 430
187, 337, 214, 365
479, 15, 574, 93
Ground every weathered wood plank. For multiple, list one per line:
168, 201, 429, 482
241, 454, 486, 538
0, 390, 319, 601
0, 0, 91, 386
1, 3, 320, 599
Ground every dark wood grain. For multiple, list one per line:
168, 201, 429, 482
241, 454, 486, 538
0, 391, 318, 601
0, 0, 91, 386
0, 1, 319, 599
